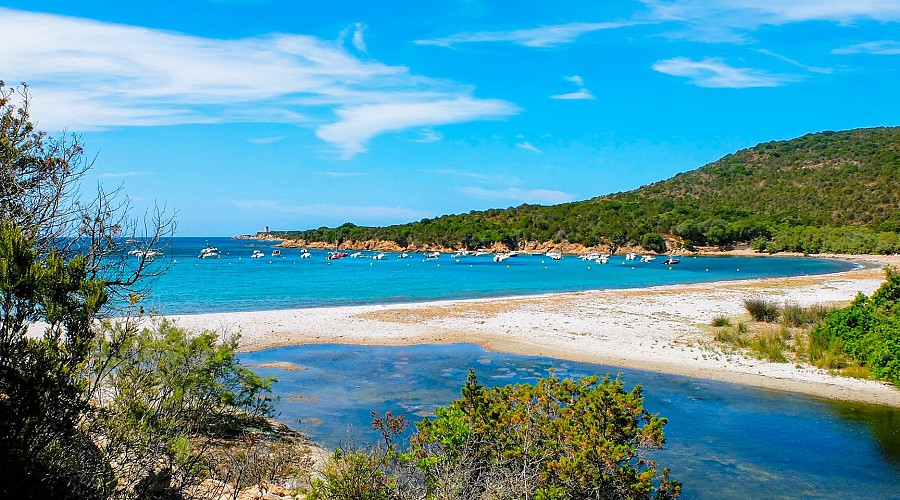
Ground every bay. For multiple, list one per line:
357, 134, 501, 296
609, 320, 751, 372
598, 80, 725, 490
138, 237, 856, 315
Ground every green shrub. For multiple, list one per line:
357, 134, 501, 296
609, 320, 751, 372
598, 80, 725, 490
744, 298, 781, 322
782, 302, 832, 327
711, 315, 731, 327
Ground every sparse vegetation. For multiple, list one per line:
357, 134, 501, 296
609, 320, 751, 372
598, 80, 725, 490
711, 315, 731, 327
744, 298, 782, 323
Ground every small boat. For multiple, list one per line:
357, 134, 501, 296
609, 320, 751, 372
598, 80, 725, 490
372, 252, 386, 260
662, 255, 680, 265
272, 250, 282, 257
350, 252, 363, 258
425, 252, 440, 260
128, 249, 163, 259
625, 253, 638, 261
398, 252, 409, 259
580, 252, 600, 261
198, 244, 220, 259
474, 249, 492, 257
595, 254, 610, 264
326, 251, 348, 260
493, 253, 510, 262
251, 250, 265, 258
300, 250, 312, 259
545, 250, 562, 261
451, 249, 470, 258
640, 255, 656, 263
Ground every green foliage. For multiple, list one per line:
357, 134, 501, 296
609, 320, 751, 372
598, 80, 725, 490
410, 370, 681, 499
781, 302, 832, 327
744, 298, 781, 323
273, 127, 900, 255
0, 222, 112, 499
711, 315, 731, 327
810, 267, 900, 383
87, 319, 277, 496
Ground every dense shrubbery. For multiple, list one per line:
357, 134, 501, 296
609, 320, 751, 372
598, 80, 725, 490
308, 371, 681, 499
275, 127, 900, 255
810, 267, 900, 383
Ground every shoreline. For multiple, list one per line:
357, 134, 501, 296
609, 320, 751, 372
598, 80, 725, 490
164, 254, 900, 408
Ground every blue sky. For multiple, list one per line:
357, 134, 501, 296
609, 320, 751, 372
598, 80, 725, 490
1, 1, 898, 236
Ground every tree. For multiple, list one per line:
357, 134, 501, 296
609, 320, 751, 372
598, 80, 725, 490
0, 81, 176, 497
410, 371, 681, 499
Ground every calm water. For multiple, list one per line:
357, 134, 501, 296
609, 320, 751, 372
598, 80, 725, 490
137, 237, 856, 315
240, 344, 900, 500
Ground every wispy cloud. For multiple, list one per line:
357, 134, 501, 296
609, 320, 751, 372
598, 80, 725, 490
412, 127, 444, 143
832, 40, 900, 55
460, 187, 576, 205
351, 23, 368, 53
415, 21, 636, 48
754, 49, 832, 74
641, 0, 900, 26
516, 141, 542, 153
652, 57, 793, 88
249, 136, 287, 144
233, 199, 430, 222
640, 1, 900, 43
550, 74, 597, 100
0, 8, 516, 158
418, 168, 488, 179
315, 98, 518, 158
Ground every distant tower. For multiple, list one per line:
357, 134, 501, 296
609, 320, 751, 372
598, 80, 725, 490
264, 226, 269, 233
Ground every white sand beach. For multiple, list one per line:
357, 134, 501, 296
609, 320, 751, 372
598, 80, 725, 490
165, 255, 900, 407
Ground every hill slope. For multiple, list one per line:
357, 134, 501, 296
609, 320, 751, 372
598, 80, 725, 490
272, 127, 900, 254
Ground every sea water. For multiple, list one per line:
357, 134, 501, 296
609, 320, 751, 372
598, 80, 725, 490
137, 237, 857, 315
240, 344, 900, 500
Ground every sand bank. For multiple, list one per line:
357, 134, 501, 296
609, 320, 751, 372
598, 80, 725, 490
164, 255, 900, 407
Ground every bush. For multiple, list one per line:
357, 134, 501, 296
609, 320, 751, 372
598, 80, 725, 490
711, 315, 731, 327
782, 302, 832, 327
744, 298, 781, 322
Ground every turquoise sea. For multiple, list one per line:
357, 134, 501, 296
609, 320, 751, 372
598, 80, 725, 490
144, 238, 898, 498
140, 237, 856, 315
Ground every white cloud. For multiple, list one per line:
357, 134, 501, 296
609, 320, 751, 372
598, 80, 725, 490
352, 23, 368, 53
413, 127, 444, 143
233, 199, 430, 222
652, 57, 793, 87
415, 21, 636, 48
418, 168, 488, 179
315, 98, 519, 158
550, 74, 597, 100
832, 40, 900, 55
0, 8, 516, 157
248, 136, 287, 144
754, 49, 832, 74
641, 0, 900, 25
516, 141, 542, 153
460, 187, 576, 205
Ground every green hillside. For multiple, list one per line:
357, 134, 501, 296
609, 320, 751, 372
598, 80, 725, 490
274, 127, 900, 254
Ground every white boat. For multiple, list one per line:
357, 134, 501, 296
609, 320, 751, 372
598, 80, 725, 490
640, 255, 656, 263
474, 249, 492, 257
662, 255, 680, 265
300, 250, 312, 258
250, 250, 265, 259
372, 252, 386, 260
272, 250, 282, 257
595, 254, 610, 264
451, 249, 470, 258
625, 253, 638, 261
580, 252, 601, 261
350, 252, 363, 258
128, 249, 163, 259
493, 253, 510, 262
545, 250, 563, 261
425, 251, 440, 260
398, 252, 409, 259
198, 244, 220, 259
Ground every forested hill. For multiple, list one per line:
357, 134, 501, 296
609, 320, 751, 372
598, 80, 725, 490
272, 127, 900, 255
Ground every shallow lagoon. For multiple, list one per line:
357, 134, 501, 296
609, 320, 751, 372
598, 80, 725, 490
240, 343, 900, 500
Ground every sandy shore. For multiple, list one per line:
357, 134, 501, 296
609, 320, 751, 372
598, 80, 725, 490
165, 255, 900, 407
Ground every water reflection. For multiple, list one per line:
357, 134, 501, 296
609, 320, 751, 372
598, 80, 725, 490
240, 343, 900, 499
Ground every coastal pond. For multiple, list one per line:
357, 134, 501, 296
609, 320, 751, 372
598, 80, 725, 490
240, 343, 900, 500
